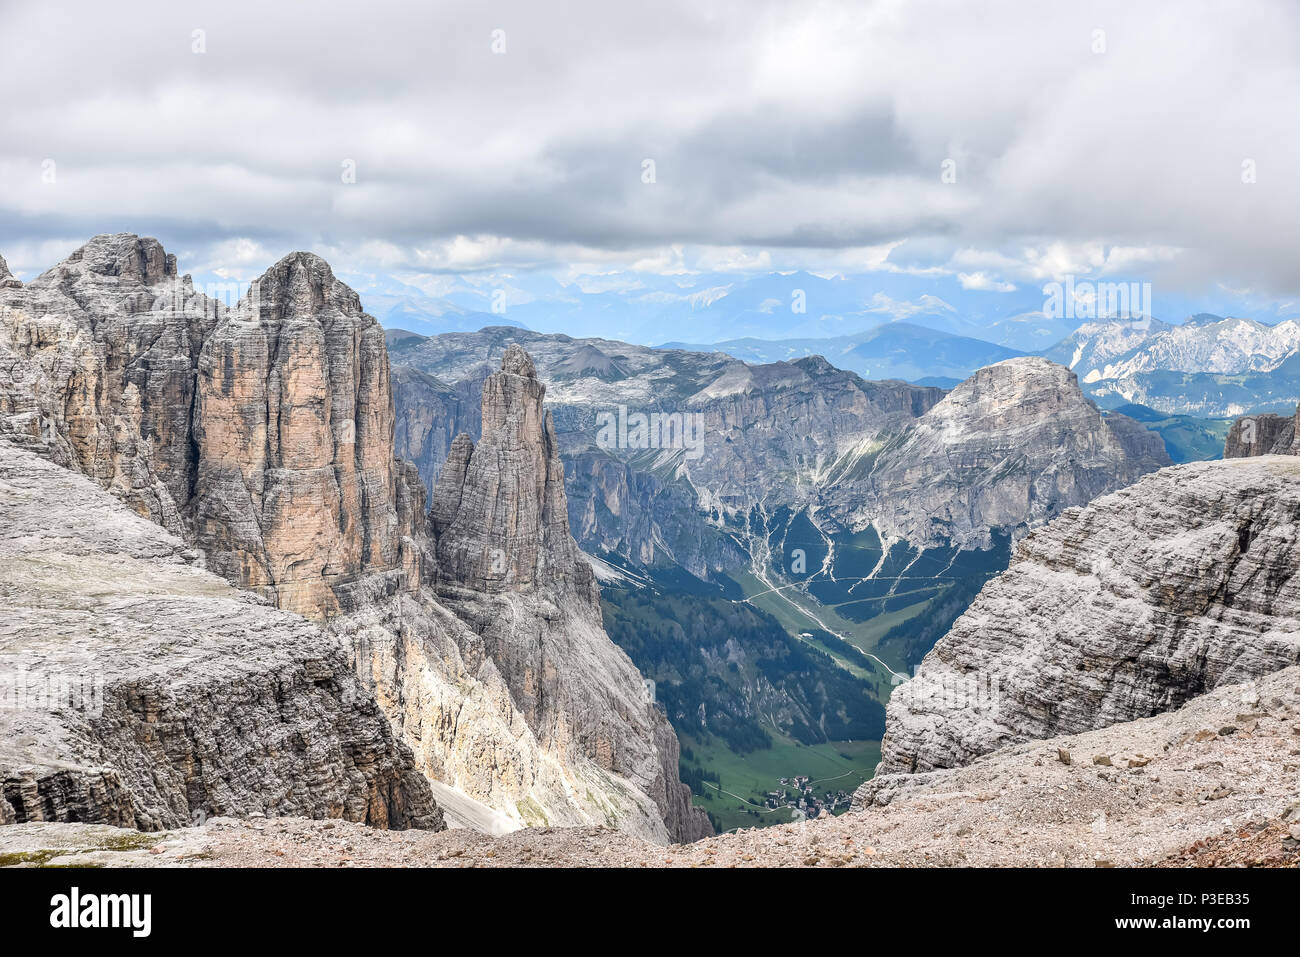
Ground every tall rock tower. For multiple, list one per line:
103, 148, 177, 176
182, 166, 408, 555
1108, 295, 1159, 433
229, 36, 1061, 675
0, 237, 709, 843
193, 252, 420, 617
431, 344, 712, 842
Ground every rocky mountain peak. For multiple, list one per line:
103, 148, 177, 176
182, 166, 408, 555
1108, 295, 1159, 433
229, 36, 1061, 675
481, 342, 549, 443
194, 251, 411, 618
56, 233, 177, 285
0, 253, 20, 288
3, 238, 418, 621
940, 355, 1083, 408
432, 345, 594, 602
878, 456, 1300, 775
839, 356, 1171, 549
1, 241, 707, 844
792, 354, 835, 375
243, 250, 364, 324
500, 341, 538, 377
426, 343, 709, 841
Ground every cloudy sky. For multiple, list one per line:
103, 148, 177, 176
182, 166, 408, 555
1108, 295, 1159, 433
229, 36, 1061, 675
2, 0, 1298, 333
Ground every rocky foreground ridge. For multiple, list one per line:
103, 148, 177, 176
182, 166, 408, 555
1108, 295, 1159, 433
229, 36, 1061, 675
0, 438, 441, 830
0, 235, 706, 842
876, 456, 1300, 775
6, 661, 1298, 866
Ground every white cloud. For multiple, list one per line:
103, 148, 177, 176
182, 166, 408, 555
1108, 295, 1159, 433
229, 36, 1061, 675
0, 0, 1295, 301
865, 293, 956, 320
958, 272, 1016, 292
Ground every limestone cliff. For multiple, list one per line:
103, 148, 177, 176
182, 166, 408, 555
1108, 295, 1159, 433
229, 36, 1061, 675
0, 235, 420, 618
0, 438, 441, 830
0, 236, 704, 843
1223, 404, 1299, 457
432, 345, 594, 597
428, 345, 711, 842
877, 456, 1300, 774
0, 255, 20, 289
192, 252, 419, 617
0, 234, 219, 534
832, 357, 1172, 549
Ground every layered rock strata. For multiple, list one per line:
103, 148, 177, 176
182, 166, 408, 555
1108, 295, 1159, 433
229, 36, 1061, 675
191, 251, 419, 617
0, 438, 441, 830
7, 661, 1299, 867
839, 357, 1171, 549
0, 236, 705, 842
0, 234, 418, 617
428, 345, 710, 842
1223, 405, 1299, 457
878, 456, 1300, 774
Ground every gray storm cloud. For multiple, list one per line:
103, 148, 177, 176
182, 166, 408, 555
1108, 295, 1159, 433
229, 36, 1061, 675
0, 0, 1297, 296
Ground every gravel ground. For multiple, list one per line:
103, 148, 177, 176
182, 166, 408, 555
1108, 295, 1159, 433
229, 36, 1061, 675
4, 667, 1299, 868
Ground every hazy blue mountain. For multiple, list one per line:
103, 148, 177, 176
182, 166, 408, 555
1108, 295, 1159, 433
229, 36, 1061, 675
1082, 366, 1300, 418
325, 260, 1298, 356
353, 268, 1077, 350
361, 292, 523, 335
661, 322, 1025, 382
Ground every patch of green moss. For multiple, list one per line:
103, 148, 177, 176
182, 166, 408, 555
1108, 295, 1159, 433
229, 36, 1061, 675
0, 848, 72, 867
39, 861, 105, 869
516, 797, 549, 827
94, 832, 159, 852
0, 829, 160, 867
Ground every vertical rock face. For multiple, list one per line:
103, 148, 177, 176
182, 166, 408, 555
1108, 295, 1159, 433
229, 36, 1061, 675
1, 237, 703, 842
837, 357, 1171, 548
0, 438, 441, 831
0, 234, 219, 534
0, 238, 418, 619
1224, 405, 1298, 457
391, 363, 485, 494
432, 344, 597, 600
429, 345, 712, 842
193, 252, 416, 617
0, 254, 21, 289
875, 457, 1300, 776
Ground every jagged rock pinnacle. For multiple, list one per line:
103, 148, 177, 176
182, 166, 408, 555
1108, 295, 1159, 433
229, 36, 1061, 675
500, 341, 538, 378
61, 233, 177, 285
431, 343, 591, 599
0, 253, 21, 288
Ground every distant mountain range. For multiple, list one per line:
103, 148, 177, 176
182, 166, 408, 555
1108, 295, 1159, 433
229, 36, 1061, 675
325, 268, 1083, 350
1048, 315, 1300, 417
661, 322, 1025, 383
1045, 314, 1300, 379
315, 259, 1300, 417
659, 313, 1300, 418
